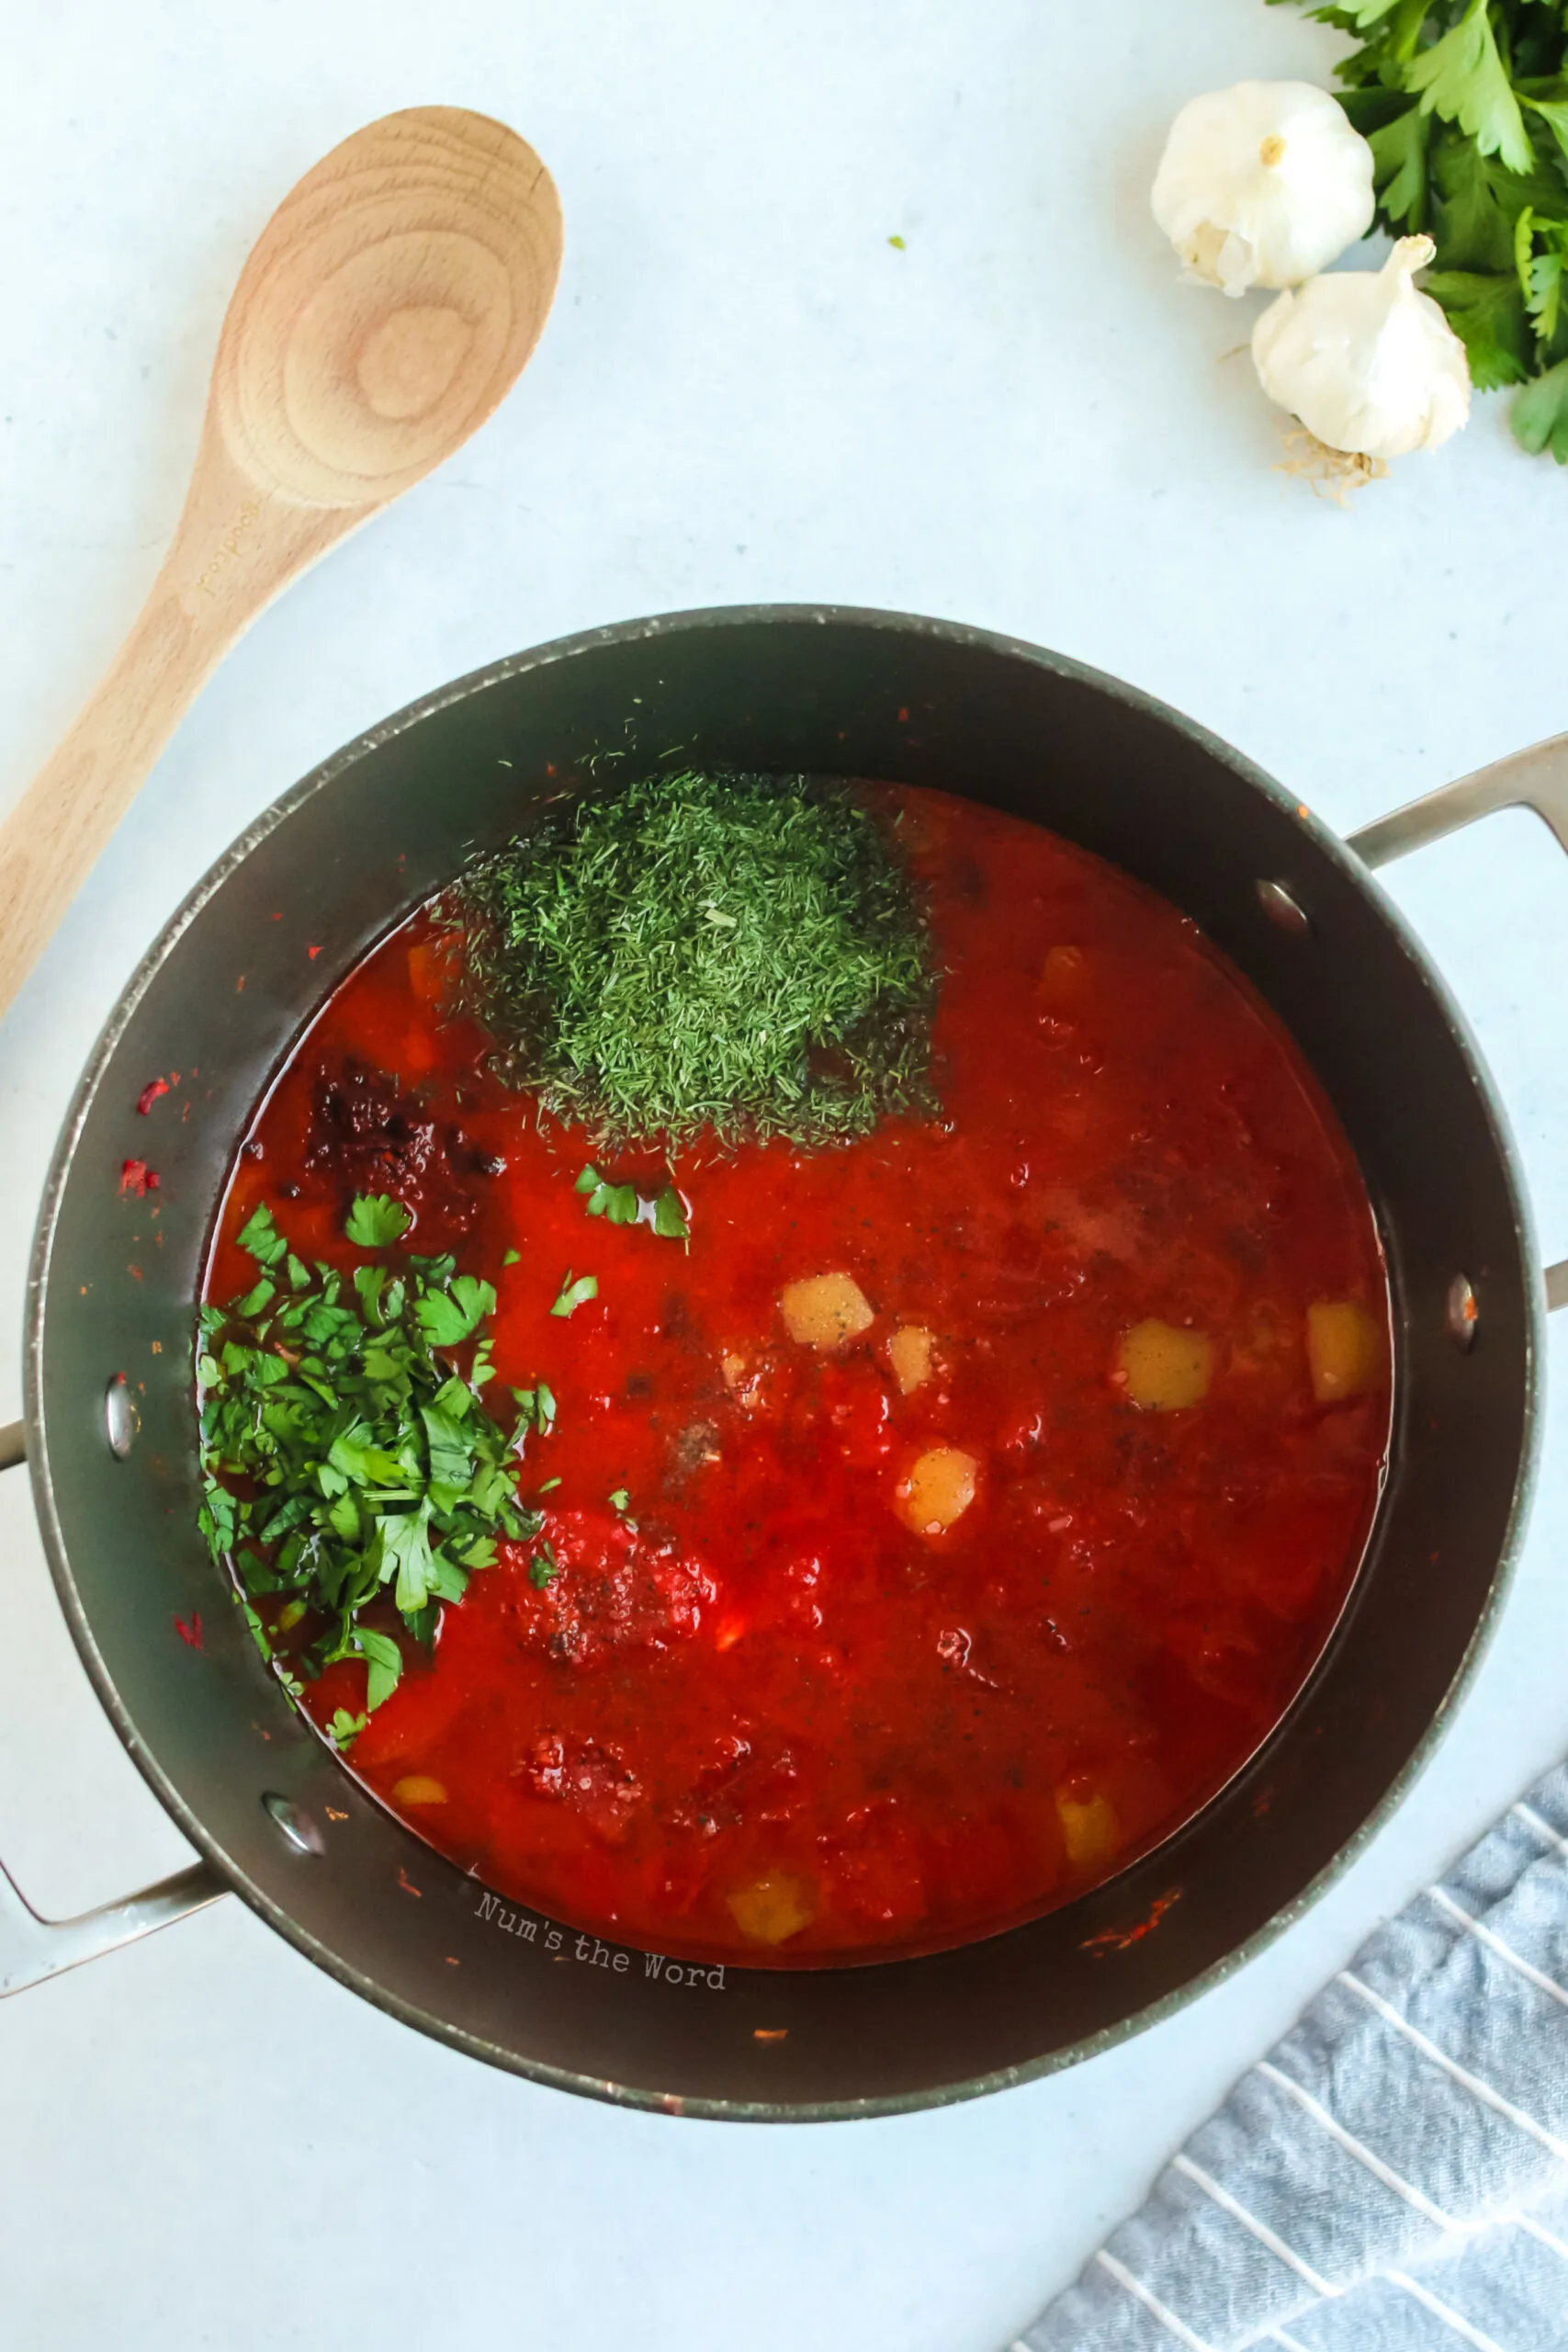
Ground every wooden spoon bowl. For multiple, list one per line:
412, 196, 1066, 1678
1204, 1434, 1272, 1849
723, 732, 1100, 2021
216, 109, 559, 508
0, 107, 562, 1016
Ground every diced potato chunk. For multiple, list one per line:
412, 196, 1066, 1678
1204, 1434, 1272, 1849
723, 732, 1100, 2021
1039, 944, 1088, 1005
391, 1774, 447, 1807
1305, 1300, 1382, 1405
1056, 1784, 1120, 1869
406, 939, 453, 1005
720, 1351, 769, 1413
888, 1324, 935, 1394
895, 1445, 978, 1535
727, 1870, 817, 1945
780, 1272, 874, 1349
1117, 1319, 1213, 1412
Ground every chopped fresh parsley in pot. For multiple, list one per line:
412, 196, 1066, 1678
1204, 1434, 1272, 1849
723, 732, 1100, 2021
550, 1269, 599, 1317
652, 1186, 688, 1240
197, 1197, 544, 1727
414, 1273, 495, 1348
575, 1163, 690, 1241
343, 1192, 412, 1248
576, 1164, 637, 1223
511, 1379, 557, 1433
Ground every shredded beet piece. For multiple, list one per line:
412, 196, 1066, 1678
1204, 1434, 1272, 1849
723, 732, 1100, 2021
302, 1059, 482, 1239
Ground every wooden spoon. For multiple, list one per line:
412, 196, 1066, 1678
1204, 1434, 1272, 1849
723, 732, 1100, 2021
0, 106, 562, 1017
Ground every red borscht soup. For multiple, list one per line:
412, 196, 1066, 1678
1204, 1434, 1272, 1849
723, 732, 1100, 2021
203, 782, 1389, 1965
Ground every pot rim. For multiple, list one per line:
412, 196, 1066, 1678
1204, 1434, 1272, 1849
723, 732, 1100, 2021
20, 602, 1547, 2120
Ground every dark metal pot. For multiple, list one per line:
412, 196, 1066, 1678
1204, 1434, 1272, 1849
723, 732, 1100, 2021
4, 606, 1565, 2120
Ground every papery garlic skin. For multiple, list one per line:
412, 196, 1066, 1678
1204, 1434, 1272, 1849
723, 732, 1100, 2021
1152, 81, 1375, 297
1251, 235, 1472, 458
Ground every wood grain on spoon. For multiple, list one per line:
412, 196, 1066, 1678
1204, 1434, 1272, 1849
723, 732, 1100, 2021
0, 106, 562, 1018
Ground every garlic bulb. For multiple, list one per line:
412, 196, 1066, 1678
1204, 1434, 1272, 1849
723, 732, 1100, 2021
1251, 235, 1472, 458
1152, 81, 1374, 298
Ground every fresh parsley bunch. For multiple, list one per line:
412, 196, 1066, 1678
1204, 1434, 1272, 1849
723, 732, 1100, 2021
1275, 0, 1568, 457
197, 1194, 546, 1736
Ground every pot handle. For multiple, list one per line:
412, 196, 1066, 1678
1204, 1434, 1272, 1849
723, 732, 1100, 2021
0, 1421, 226, 1997
1346, 729, 1568, 1312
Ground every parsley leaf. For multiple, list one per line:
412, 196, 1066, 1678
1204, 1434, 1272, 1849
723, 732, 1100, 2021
198, 1209, 542, 1720
576, 1163, 690, 1238
609, 1487, 630, 1512
652, 1187, 688, 1240
1431, 130, 1518, 268
511, 1380, 558, 1437
1521, 213, 1568, 346
344, 1193, 412, 1249
421, 1399, 475, 1490
550, 1269, 599, 1317
592, 1180, 639, 1223
354, 1628, 404, 1712
378, 1502, 437, 1615
1524, 93, 1568, 174
1369, 103, 1430, 225
238, 1204, 288, 1269
1514, 354, 1568, 455
1424, 267, 1534, 383
415, 1274, 496, 1348
529, 1543, 559, 1589
1407, 0, 1534, 175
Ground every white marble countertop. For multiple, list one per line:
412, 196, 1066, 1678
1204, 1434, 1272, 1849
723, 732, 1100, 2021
5, 3, 1568, 2345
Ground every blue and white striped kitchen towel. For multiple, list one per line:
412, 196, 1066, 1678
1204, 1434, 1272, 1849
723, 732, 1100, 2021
1018, 1763, 1568, 2351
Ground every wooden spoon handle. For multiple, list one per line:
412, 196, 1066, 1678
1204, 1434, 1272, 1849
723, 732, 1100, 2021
0, 594, 219, 1013
0, 443, 355, 1017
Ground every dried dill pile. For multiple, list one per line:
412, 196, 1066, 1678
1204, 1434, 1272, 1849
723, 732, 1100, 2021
447, 768, 934, 1148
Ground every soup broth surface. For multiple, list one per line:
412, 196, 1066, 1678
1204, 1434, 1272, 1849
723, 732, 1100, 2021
205, 782, 1390, 1964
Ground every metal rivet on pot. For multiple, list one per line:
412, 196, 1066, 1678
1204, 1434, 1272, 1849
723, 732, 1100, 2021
1256, 879, 1312, 936
262, 1792, 324, 1855
1447, 1273, 1479, 1351
105, 1374, 140, 1459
